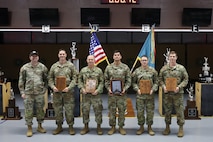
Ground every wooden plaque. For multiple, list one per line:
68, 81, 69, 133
111, 80, 123, 95
85, 79, 97, 93
139, 80, 151, 94
56, 76, 66, 91
166, 77, 177, 91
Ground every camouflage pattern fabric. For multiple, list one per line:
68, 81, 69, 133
48, 61, 78, 125
78, 66, 104, 124
132, 66, 158, 125
104, 62, 131, 127
159, 64, 188, 125
18, 62, 48, 125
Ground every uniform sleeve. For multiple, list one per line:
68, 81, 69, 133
77, 69, 84, 90
151, 69, 159, 92
43, 65, 49, 90
131, 69, 139, 92
48, 65, 55, 89
124, 65, 132, 91
67, 64, 78, 90
96, 69, 104, 94
18, 67, 26, 95
178, 66, 189, 89
104, 65, 110, 91
158, 67, 166, 88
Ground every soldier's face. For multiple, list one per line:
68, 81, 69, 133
169, 53, 177, 63
87, 55, 95, 66
113, 52, 122, 61
140, 57, 148, 67
58, 50, 67, 60
29, 55, 39, 62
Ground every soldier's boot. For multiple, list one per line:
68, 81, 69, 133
97, 124, 103, 135
69, 125, 75, 135
177, 125, 184, 137
52, 124, 63, 135
108, 126, 116, 135
119, 127, 126, 135
80, 123, 89, 135
26, 125, 33, 137
148, 125, 155, 136
37, 123, 46, 133
136, 125, 144, 135
162, 124, 170, 135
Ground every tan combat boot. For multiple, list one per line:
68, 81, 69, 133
162, 124, 170, 135
69, 125, 75, 135
26, 125, 33, 137
37, 123, 46, 133
97, 124, 103, 135
136, 125, 144, 135
80, 123, 89, 135
108, 126, 116, 135
177, 125, 184, 137
148, 125, 155, 136
52, 124, 63, 135
119, 127, 126, 135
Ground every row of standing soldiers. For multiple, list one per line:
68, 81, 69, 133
18, 49, 188, 137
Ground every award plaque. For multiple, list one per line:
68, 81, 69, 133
56, 76, 66, 91
2, 99, 22, 120
139, 80, 151, 94
111, 80, 123, 95
166, 77, 177, 91
85, 79, 97, 93
184, 100, 200, 120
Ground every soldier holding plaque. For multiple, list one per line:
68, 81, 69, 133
132, 55, 158, 136
78, 55, 104, 135
18, 50, 48, 137
159, 50, 188, 137
104, 50, 131, 135
48, 49, 78, 135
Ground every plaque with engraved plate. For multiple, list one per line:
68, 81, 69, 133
166, 77, 177, 91
56, 76, 66, 91
85, 79, 97, 93
139, 80, 151, 94
111, 79, 123, 95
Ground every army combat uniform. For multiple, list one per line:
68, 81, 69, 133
78, 66, 104, 134
159, 63, 188, 131
18, 62, 48, 126
132, 66, 158, 135
104, 62, 131, 134
48, 61, 78, 133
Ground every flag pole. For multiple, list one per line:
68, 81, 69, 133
130, 57, 139, 73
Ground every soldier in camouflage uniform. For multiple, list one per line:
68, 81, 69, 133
48, 49, 78, 135
18, 50, 48, 137
159, 51, 188, 137
78, 55, 104, 135
104, 50, 131, 135
132, 55, 158, 136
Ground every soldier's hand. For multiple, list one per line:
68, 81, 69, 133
82, 88, 87, 94
21, 94, 26, 99
163, 86, 168, 93
137, 89, 141, 95
174, 87, 179, 93
109, 89, 113, 96
92, 90, 98, 95
62, 87, 69, 92
150, 90, 153, 95
53, 86, 59, 92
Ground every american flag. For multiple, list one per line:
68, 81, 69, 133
89, 32, 107, 65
